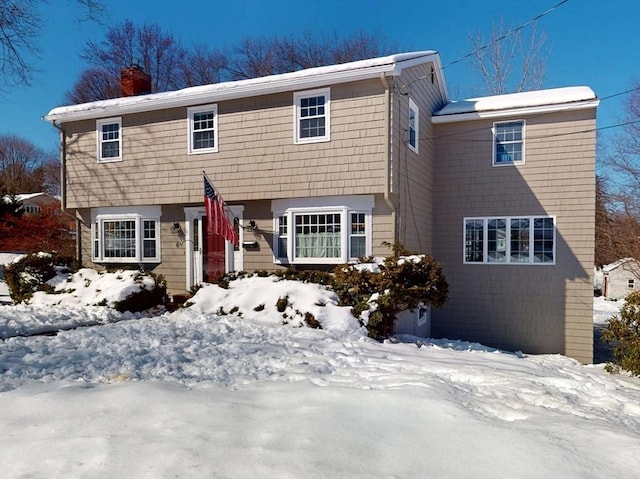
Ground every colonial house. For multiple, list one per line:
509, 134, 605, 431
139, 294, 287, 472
44, 51, 598, 363
601, 258, 640, 300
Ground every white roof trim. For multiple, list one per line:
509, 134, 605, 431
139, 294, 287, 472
432, 98, 599, 123
432, 86, 598, 124
45, 51, 445, 123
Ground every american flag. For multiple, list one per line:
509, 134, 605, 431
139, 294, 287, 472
204, 176, 239, 245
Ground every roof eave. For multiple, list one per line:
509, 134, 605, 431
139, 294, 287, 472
431, 98, 600, 124
45, 53, 445, 123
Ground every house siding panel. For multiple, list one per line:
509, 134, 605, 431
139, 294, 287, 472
432, 109, 596, 363
63, 79, 388, 210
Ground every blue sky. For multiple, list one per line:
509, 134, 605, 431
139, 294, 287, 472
0, 0, 638, 155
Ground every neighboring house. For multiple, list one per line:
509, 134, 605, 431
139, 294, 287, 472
2, 193, 60, 214
44, 52, 598, 363
602, 258, 640, 300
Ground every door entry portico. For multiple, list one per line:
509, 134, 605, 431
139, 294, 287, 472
184, 206, 243, 290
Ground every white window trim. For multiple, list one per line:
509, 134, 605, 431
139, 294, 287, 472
293, 87, 330, 144
272, 195, 373, 265
188, 104, 219, 154
408, 98, 419, 153
91, 206, 161, 263
463, 215, 556, 265
492, 120, 525, 167
96, 117, 122, 163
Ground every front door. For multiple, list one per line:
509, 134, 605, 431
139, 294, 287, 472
184, 206, 243, 290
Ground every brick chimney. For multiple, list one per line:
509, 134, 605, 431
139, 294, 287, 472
120, 65, 152, 97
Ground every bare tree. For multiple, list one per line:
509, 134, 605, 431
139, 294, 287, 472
229, 30, 395, 80
599, 82, 640, 272
0, 0, 103, 90
65, 67, 120, 104
180, 44, 227, 87
0, 134, 58, 194
468, 19, 549, 95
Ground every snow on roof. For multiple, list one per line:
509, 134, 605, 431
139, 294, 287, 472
433, 86, 598, 122
603, 258, 640, 273
44, 51, 443, 122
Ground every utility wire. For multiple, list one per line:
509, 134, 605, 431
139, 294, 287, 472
401, 0, 571, 92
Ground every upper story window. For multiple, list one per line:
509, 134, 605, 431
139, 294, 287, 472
408, 98, 419, 153
91, 206, 161, 263
97, 117, 122, 162
294, 88, 330, 144
188, 104, 218, 154
629, 279, 636, 289
493, 120, 524, 166
464, 216, 555, 265
273, 195, 373, 264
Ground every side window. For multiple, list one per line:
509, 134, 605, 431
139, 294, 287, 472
276, 215, 288, 261
493, 120, 524, 166
294, 88, 330, 144
464, 216, 555, 264
408, 98, 419, 153
97, 117, 122, 162
188, 104, 218, 154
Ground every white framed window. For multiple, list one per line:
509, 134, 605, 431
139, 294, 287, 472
91, 206, 161, 263
188, 104, 218, 154
408, 98, 419, 153
96, 117, 122, 162
464, 216, 555, 265
293, 88, 330, 144
273, 195, 373, 264
493, 120, 524, 166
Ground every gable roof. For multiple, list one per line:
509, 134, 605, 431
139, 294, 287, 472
603, 258, 640, 273
432, 86, 599, 123
44, 51, 447, 124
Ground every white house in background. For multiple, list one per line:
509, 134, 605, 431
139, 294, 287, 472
602, 258, 640, 299
2, 193, 60, 214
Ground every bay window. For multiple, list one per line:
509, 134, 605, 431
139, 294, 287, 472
273, 196, 373, 264
91, 207, 161, 263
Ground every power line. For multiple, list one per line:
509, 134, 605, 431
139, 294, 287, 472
402, 0, 570, 92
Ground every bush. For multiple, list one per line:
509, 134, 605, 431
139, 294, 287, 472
3, 253, 73, 303
332, 245, 448, 339
113, 273, 167, 313
602, 291, 640, 376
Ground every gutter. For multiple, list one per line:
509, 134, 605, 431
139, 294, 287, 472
380, 73, 397, 242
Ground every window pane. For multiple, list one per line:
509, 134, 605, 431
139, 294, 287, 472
487, 219, 507, 262
510, 218, 530, 262
534, 217, 554, 263
298, 94, 327, 139
465, 219, 484, 262
295, 213, 340, 258
192, 109, 215, 150
495, 121, 523, 164
103, 220, 136, 258
142, 220, 156, 258
277, 215, 288, 258
350, 212, 366, 258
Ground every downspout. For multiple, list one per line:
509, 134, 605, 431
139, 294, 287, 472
380, 73, 397, 242
51, 121, 66, 211
51, 120, 79, 260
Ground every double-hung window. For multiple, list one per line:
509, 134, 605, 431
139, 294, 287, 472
408, 98, 419, 153
294, 88, 330, 144
273, 196, 373, 264
464, 216, 555, 264
97, 117, 122, 162
493, 120, 524, 165
91, 206, 161, 263
188, 104, 218, 154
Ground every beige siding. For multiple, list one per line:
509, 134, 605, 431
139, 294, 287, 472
389, 63, 447, 253
432, 109, 596, 363
63, 79, 389, 210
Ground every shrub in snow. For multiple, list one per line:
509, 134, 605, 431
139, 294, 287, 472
3, 253, 75, 303
332, 243, 448, 339
112, 272, 167, 313
602, 291, 640, 376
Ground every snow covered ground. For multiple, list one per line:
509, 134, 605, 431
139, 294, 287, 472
0, 270, 639, 478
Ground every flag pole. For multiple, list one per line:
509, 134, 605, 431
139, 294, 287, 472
202, 170, 237, 222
